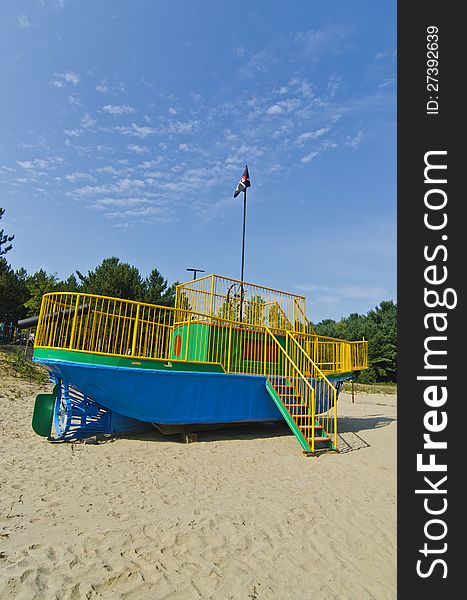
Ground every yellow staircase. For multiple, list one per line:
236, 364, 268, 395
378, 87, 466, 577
264, 328, 338, 454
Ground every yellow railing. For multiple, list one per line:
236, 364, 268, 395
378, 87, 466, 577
264, 328, 336, 452
291, 332, 368, 373
176, 273, 308, 332
36, 292, 179, 360
350, 340, 368, 370
35, 292, 367, 377
285, 332, 337, 449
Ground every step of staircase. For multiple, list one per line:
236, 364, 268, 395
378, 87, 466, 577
294, 418, 323, 428
265, 365, 335, 455
305, 435, 332, 444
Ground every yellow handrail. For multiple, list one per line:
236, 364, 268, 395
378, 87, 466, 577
286, 332, 338, 449
264, 327, 319, 451
34, 292, 367, 380
291, 331, 368, 373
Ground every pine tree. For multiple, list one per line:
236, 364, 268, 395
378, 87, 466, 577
0, 208, 14, 256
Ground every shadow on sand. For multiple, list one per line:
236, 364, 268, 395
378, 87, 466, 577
110, 421, 292, 445
83, 413, 396, 454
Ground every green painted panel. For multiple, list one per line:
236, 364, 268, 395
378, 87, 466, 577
170, 323, 211, 363
169, 324, 288, 374
33, 347, 224, 373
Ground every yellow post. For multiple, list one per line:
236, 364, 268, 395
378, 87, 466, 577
227, 323, 232, 373
185, 318, 191, 362
36, 293, 47, 347
311, 387, 316, 453
131, 304, 140, 357
209, 274, 215, 318
69, 295, 81, 349
333, 388, 338, 448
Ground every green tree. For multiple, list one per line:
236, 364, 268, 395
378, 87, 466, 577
218, 296, 240, 322
0, 208, 14, 256
143, 268, 177, 307
362, 300, 397, 383
0, 259, 28, 325
59, 273, 80, 292
313, 300, 397, 383
24, 269, 60, 316
77, 257, 144, 300
312, 318, 342, 339
267, 303, 290, 330
244, 295, 266, 325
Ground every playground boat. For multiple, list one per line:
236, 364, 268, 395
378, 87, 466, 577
29, 274, 368, 454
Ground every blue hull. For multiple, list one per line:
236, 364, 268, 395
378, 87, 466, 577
37, 358, 284, 425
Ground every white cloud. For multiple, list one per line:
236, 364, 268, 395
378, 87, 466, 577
92, 197, 147, 210
81, 113, 96, 129
296, 128, 329, 144
96, 81, 109, 93
378, 78, 395, 89
38, 1, 65, 10
327, 73, 342, 97
67, 184, 112, 197
95, 80, 126, 95
115, 123, 156, 138
105, 206, 166, 219
140, 77, 154, 89
165, 120, 199, 134
375, 49, 396, 61
289, 75, 314, 99
179, 143, 189, 151
168, 107, 177, 115
266, 99, 299, 116
18, 14, 31, 29
137, 160, 160, 170
241, 49, 273, 76
17, 158, 49, 169
114, 178, 145, 193
95, 165, 118, 175
64, 129, 82, 137
63, 171, 94, 182
346, 131, 363, 149
52, 71, 80, 87
321, 139, 338, 150
68, 95, 82, 106
102, 104, 136, 115
301, 151, 318, 164
266, 104, 283, 115
126, 144, 148, 155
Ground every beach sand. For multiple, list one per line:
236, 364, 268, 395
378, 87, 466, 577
0, 371, 396, 599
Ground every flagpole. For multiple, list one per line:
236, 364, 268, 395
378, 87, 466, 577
239, 186, 247, 322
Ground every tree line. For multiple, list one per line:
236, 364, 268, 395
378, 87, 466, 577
1, 208, 396, 382
311, 300, 397, 383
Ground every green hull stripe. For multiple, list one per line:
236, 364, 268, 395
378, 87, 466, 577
33, 348, 225, 373
265, 381, 311, 452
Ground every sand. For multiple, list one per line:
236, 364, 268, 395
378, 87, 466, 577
0, 371, 396, 599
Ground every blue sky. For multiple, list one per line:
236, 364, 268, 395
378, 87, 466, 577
1, 0, 396, 322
